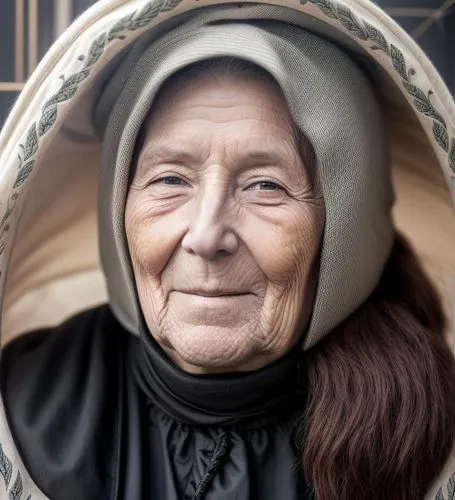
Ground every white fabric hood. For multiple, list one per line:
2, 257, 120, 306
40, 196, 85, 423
0, 0, 454, 498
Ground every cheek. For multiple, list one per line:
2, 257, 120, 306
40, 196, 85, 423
243, 206, 323, 287
125, 194, 186, 278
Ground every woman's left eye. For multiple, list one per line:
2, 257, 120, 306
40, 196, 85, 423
247, 181, 283, 191
157, 176, 185, 185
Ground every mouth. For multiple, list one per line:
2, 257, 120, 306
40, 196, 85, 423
176, 290, 251, 298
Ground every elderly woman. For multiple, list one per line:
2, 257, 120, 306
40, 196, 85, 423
0, 1, 454, 500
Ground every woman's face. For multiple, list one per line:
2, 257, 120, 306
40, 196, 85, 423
125, 74, 324, 373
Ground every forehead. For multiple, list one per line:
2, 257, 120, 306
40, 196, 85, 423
141, 74, 296, 144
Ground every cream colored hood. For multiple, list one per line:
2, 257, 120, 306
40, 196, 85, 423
0, 0, 453, 497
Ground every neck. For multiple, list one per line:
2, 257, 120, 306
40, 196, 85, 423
133, 322, 307, 427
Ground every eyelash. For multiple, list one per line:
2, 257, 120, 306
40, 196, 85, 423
246, 181, 284, 191
154, 176, 187, 186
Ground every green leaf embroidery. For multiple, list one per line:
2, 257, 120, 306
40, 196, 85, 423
402, 82, 427, 102
139, 0, 162, 18
128, 16, 158, 29
161, 0, 183, 13
0, 445, 12, 489
337, 5, 368, 40
14, 160, 35, 188
38, 106, 57, 137
433, 121, 449, 152
415, 99, 442, 123
363, 21, 390, 54
43, 85, 79, 110
109, 13, 135, 35
435, 475, 455, 500
84, 33, 108, 68
42, 72, 90, 114
403, 82, 447, 127
448, 472, 455, 500
449, 139, 455, 174
312, 0, 338, 19
59, 70, 90, 92
23, 123, 38, 161
9, 472, 23, 500
8, 474, 22, 500
390, 44, 409, 82
134, 0, 163, 25
109, 0, 163, 35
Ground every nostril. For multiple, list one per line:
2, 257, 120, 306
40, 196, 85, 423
181, 232, 195, 255
215, 249, 231, 258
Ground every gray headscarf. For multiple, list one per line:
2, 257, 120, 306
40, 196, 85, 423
93, 5, 394, 350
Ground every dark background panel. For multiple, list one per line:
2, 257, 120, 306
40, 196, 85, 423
0, 92, 18, 126
417, 22, 449, 80
444, 10, 455, 91
73, 0, 96, 18
38, 0, 55, 61
388, 16, 423, 32
0, 1, 16, 81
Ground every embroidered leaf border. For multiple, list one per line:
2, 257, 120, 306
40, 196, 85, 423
304, 0, 455, 182
0, 444, 30, 499
434, 471, 455, 500
0, 444, 12, 489
9, 472, 23, 500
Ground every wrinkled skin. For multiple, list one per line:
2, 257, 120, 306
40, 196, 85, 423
125, 75, 324, 373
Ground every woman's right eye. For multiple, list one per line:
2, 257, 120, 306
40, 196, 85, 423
155, 176, 185, 185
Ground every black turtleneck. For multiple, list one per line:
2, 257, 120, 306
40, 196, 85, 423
134, 319, 306, 427
1, 305, 313, 500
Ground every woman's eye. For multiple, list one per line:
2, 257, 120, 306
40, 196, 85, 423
248, 181, 283, 191
155, 176, 185, 186
242, 180, 287, 205
146, 176, 189, 197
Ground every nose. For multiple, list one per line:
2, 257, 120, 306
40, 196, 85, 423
181, 186, 239, 260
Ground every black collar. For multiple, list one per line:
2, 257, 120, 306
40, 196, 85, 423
133, 322, 307, 427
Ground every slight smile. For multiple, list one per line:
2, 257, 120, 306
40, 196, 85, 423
177, 289, 251, 298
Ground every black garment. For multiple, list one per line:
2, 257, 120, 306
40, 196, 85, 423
1, 305, 312, 499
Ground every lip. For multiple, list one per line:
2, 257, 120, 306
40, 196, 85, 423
176, 290, 251, 298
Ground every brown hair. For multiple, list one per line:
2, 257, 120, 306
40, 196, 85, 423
301, 234, 455, 499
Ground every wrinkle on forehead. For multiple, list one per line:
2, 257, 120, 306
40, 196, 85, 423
132, 72, 318, 192
145, 70, 295, 130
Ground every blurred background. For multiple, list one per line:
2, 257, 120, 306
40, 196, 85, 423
0, 0, 454, 125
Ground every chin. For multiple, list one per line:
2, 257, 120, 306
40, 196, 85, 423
163, 325, 264, 374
